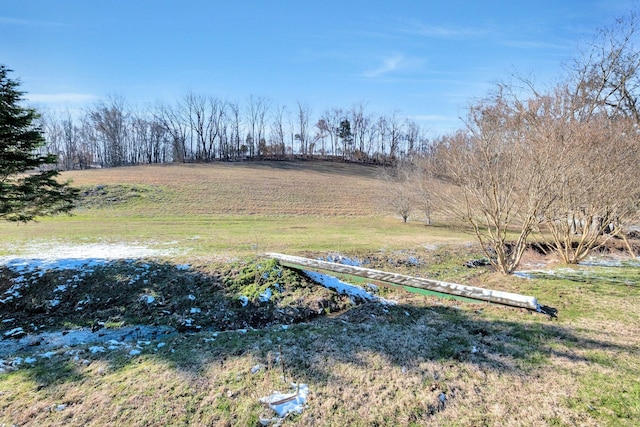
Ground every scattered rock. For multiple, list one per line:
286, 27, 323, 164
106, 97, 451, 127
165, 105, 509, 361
464, 258, 491, 268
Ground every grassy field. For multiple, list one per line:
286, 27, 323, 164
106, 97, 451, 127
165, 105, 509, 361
0, 161, 465, 258
1, 161, 639, 426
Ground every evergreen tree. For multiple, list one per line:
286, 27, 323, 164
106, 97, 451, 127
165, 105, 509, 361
337, 118, 353, 158
0, 65, 78, 222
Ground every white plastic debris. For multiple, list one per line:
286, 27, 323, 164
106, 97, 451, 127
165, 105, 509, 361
260, 383, 309, 418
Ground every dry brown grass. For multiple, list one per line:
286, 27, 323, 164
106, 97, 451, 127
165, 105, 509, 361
1, 161, 638, 426
62, 161, 388, 217
4, 292, 637, 426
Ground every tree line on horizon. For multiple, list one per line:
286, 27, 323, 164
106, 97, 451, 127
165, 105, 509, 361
38, 94, 431, 169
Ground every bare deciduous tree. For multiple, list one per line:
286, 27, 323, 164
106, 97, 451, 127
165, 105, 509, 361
349, 102, 371, 159
551, 8, 640, 259
539, 100, 639, 262
89, 95, 129, 167
386, 110, 405, 159
270, 104, 287, 157
408, 154, 437, 225
571, 9, 640, 122
381, 161, 413, 223
295, 101, 311, 156
433, 87, 558, 274
319, 108, 342, 157
156, 101, 189, 163
245, 96, 271, 158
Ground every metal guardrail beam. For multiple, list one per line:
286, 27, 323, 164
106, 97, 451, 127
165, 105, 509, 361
265, 253, 556, 316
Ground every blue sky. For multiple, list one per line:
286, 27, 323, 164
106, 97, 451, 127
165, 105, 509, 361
1, 0, 634, 135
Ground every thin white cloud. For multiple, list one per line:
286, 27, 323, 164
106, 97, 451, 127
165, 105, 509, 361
395, 18, 488, 39
26, 93, 98, 105
363, 54, 424, 78
0, 16, 64, 28
409, 114, 459, 122
0, 16, 31, 25
501, 38, 572, 50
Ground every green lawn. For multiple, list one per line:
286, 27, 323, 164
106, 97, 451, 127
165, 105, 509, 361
1, 162, 638, 426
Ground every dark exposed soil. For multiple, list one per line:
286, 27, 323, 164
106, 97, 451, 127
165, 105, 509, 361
0, 258, 353, 338
2, 241, 637, 340
527, 236, 640, 257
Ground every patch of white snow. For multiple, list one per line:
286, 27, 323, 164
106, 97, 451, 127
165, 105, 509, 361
304, 271, 397, 306
4, 327, 24, 338
141, 295, 156, 304
259, 288, 273, 302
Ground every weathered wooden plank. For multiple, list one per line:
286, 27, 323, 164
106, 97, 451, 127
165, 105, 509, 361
265, 252, 543, 312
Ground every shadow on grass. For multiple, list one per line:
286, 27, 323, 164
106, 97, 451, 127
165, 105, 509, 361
237, 158, 382, 178
156, 301, 636, 382
2, 258, 637, 399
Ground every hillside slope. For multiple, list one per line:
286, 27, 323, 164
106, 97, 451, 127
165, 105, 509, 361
63, 161, 388, 217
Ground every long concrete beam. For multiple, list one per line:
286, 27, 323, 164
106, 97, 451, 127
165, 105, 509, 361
266, 252, 555, 315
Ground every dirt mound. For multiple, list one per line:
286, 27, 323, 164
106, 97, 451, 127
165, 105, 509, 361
0, 257, 353, 338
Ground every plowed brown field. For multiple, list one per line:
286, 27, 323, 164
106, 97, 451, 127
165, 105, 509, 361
62, 161, 387, 216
